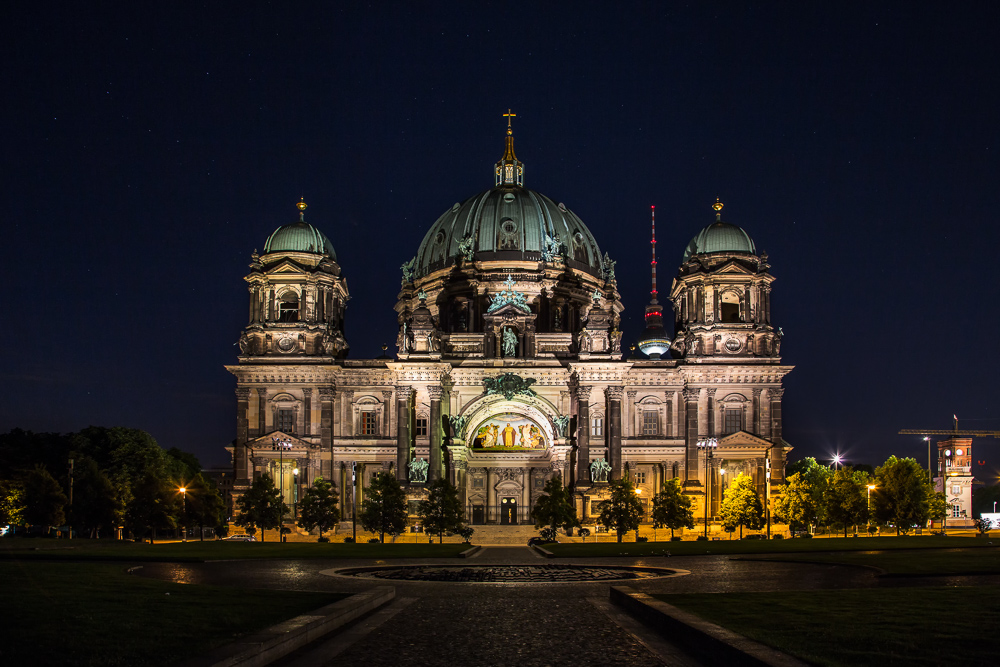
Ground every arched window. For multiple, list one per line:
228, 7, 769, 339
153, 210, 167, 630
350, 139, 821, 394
720, 289, 742, 323
278, 291, 299, 322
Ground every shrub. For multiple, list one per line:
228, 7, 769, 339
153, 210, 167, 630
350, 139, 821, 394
670, 536, 682, 541
317, 536, 329, 543
636, 536, 648, 542
343, 536, 355, 543
772, 534, 784, 540
368, 538, 380, 543
696, 535, 708, 541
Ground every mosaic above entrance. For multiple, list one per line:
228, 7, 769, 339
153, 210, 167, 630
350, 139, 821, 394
471, 413, 546, 450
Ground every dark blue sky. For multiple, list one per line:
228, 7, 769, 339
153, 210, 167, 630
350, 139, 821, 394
3, 2, 998, 470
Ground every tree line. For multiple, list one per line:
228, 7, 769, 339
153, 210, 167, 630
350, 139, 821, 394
0, 427, 225, 540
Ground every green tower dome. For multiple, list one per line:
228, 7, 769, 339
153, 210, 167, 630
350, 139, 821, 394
681, 200, 756, 262
263, 200, 337, 260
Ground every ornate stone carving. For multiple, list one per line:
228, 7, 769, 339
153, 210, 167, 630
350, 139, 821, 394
769, 388, 784, 401
257, 387, 268, 397
395, 385, 413, 400
427, 386, 444, 400
552, 415, 571, 437
682, 388, 700, 402
400, 257, 416, 285
235, 387, 251, 399
448, 414, 469, 436
706, 388, 717, 398
494, 468, 519, 481
318, 386, 335, 398
574, 385, 592, 400
606, 386, 624, 401
382, 390, 394, 400
483, 373, 536, 400
487, 276, 530, 313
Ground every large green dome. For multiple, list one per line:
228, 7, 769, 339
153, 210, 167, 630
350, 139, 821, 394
414, 186, 604, 278
682, 203, 756, 262
263, 220, 336, 260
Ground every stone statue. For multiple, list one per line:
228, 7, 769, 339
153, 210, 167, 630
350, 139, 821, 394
577, 329, 591, 353
609, 327, 622, 353
237, 332, 251, 354
541, 231, 562, 262
400, 257, 416, 285
502, 327, 517, 357
457, 233, 476, 261
553, 415, 571, 437
686, 334, 698, 356
408, 457, 428, 483
590, 458, 612, 483
427, 330, 440, 352
448, 414, 468, 438
601, 252, 616, 282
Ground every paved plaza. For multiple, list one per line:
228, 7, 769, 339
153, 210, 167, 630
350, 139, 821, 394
136, 545, 933, 666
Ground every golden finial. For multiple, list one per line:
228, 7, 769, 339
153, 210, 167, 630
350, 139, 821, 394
712, 198, 724, 212
503, 108, 516, 135
297, 198, 308, 212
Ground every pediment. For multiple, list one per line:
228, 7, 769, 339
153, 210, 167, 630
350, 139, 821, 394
247, 430, 309, 448
714, 261, 754, 276
718, 430, 773, 447
265, 259, 309, 276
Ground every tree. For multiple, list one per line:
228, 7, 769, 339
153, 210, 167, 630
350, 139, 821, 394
927, 492, 950, 535
23, 465, 68, 531
530, 476, 579, 536
0, 479, 26, 529
772, 472, 822, 531
70, 458, 121, 538
873, 456, 932, 535
598, 477, 643, 543
824, 469, 871, 537
650, 478, 695, 539
718, 473, 764, 539
359, 472, 407, 543
184, 473, 226, 540
297, 477, 341, 540
417, 479, 464, 544
123, 472, 178, 542
235, 474, 287, 542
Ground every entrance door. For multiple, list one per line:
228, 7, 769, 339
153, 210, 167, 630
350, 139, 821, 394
500, 497, 518, 525
472, 505, 485, 525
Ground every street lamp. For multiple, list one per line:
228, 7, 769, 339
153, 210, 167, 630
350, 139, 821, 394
832, 454, 843, 470
272, 436, 292, 542
697, 438, 718, 539
179, 487, 187, 542
293, 467, 300, 525
924, 436, 932, 483
866, 484, 876, 536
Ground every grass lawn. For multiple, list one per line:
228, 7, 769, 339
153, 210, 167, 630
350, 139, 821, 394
656, 586, 1000, 667
747, 547, 1000, 575
0, 538, 472, 562
0, 561, 347, 667
545, 535, 998, 558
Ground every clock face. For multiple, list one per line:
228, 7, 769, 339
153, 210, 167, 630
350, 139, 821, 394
956, 448, 964, 456
725, 338, 742, 352
277, 336, 296, 352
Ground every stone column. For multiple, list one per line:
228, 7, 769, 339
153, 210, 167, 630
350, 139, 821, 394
607, 386, 624, 479
574, 385, 592, 483
626, 390, 637, 437
428, 386, 444, 482
486, 467, 494, 523
521, 468, 530, 524
318, 387, 334, 477
302, 388, 312, 437
769, 388, 785, 483
751, 388, 762, 436
683, 388, 701, 487
395, 385, 412, 482
382, 391, 394, 438
706, 388, 717, 437
235, 387, 250, 485
256, 388, 268, 437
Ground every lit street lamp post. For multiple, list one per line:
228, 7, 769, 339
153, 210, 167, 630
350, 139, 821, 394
697, 438, 718, 539
293, 467, 299, 527
833, 454, 843, 470
179, 487, 187, 542
867, 484, 876, 536
273, 436, 292, 542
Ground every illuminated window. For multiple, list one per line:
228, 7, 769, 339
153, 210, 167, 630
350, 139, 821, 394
415, 418, 428, 437
277, 292, 299, 322
952, 505, 961, 518
277, 409, 294, 433
634, 472, 646, 484
642, 411, 658, 436
591, 417, 604, 437
720, 291, 742, 323
360, 411, 378, 436
724, 409, 743, 435
952, 484, 961, 495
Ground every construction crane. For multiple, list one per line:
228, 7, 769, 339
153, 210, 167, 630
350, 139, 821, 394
898, 417, 1000, 481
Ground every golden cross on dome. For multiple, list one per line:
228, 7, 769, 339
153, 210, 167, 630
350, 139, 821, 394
503, 109, 516, 133
712, 198, 723, 212
297, 197, 308, 212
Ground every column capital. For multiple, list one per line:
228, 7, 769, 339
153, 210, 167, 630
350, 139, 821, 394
769, 387, 784, 401
605, 386, 624, 401
256, 387, 268, 397
235, 387, 251, 399
301, 387, 313, 396
427, 386, 445, 400
705, 387, 717, 398
318, 386, 335, 398
574, 385, 592, 400
395, 384, 413, 400
382, 390, 394, 400
751, 387, 763, 398
627, 390, 637, 399
682, 388, 700, 402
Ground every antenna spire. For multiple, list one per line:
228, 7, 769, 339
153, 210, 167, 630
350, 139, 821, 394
650, 205, 658, 304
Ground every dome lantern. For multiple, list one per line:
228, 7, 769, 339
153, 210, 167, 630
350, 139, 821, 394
495, 109, 524, 187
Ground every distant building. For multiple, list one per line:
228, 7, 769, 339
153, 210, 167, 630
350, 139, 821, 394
203, 467, 235, 520
225, 120, 793, 530
934, 438, 974, 528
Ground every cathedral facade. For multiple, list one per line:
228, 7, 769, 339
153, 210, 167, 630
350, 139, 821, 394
226, 122, 792, 530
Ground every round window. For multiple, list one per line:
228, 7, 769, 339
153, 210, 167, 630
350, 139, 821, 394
725, 338, 742, 352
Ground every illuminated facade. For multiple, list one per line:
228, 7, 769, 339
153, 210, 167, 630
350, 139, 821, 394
226, 121, 793, 530
934, 438, 974, 528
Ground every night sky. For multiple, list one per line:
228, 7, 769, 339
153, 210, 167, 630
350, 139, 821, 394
3, 3, 998, 471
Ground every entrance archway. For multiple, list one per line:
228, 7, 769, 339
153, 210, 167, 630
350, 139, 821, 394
500, 497, 518, 525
